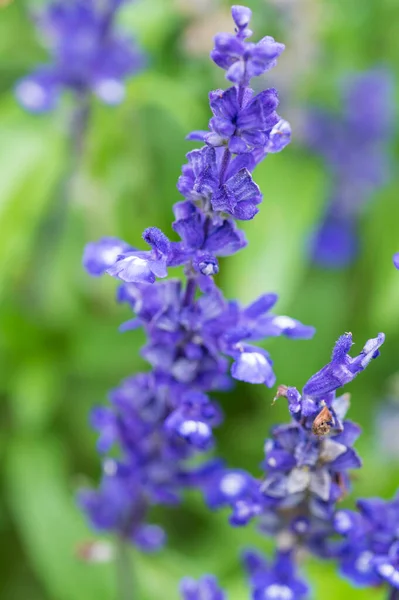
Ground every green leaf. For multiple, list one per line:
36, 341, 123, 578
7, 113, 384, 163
0, 107, 64, 296
223, 151, 324, 308
9, 357, 60, 432
5, 436, 114, 600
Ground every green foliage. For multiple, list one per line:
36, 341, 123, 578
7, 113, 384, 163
0, 0, 398, 598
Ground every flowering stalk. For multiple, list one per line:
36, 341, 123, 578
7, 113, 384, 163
305, 69, 393, 268
80, 2, 315, 591
16, 0, 146, 285
116, 536, 134, 600
182, 332, 384, 598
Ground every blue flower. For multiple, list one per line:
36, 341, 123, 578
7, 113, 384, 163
190, 86, 280, 154
79, 5, 314, 553
180, 575, 226, 600
15, 0, 145, 112
306, 69, 394, 268
393, 253, 399, 270
243, 549, 310, 600
105, 227, 171, 283
335, 494, 399, 592
200, 333, 383, 565
303, 332, 385, 399
211, 6, 285, 87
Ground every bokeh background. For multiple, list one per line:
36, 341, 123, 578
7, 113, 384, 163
1, 0, 399, 598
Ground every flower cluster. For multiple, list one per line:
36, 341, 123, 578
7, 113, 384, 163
79, 6, 314, 551
306, 69, 394, 268
195, 333, 384, 563
180, 548, 309, 600
16, 0, 145, 112
334, 493, 399, 596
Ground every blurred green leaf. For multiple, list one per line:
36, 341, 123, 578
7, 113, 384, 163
223, 151, 324, 307
5, 436, 115, 600
0, 105, 64, 296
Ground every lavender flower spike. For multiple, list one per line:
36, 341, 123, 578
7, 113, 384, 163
16, 0, 145, 112
80, 4, 314, 564
89, 5, 294, 292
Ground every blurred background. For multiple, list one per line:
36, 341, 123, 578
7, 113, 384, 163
0, 0, 399, 598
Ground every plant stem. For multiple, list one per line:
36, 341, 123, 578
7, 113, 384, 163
28, 93, 91, 306
116, 536, 134, 600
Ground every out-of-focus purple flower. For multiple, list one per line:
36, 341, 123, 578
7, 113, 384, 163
393, 253, 399, 270
243, 548, 310, 600
306, 69, 394, 268
180, 575, 226, 600
334, 493, 399, 594
83, 237, 133, 276
15, 0, 145, 112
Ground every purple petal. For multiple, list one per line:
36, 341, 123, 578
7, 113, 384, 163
133, 524, 165, 552
106, 253, 155, 283
83, 237, 133, 276
232, 351, 275, 386
15, 69, 60, 113
266, 119, 292, 153
231, 6, 252, 28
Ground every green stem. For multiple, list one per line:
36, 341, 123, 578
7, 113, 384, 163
116, 536, 134, 600
26, 94, 91, 307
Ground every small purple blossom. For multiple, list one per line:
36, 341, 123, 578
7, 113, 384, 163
15, 0, 145, 112
211, 6, 285, 87
393, 253, 399, 270
303, 332, 385, 398
243, 548, 309, 600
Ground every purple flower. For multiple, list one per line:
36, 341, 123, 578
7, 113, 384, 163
180, 575, 226, 600
393, 253, 399, 270
306, 69, 394, 267
83, 237, 133, 276
199, 332, 382, 565
303, 332, 385, 399
15, 0, 145, 112
308, 211, 358, 269
178, 146, 263, 221
243, 549, 310, 600
335, 493, 399, 593
105, 228, 171, 283
195, 86, 280, 154
211, 7, 285, 87
79, 5, 314, 559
